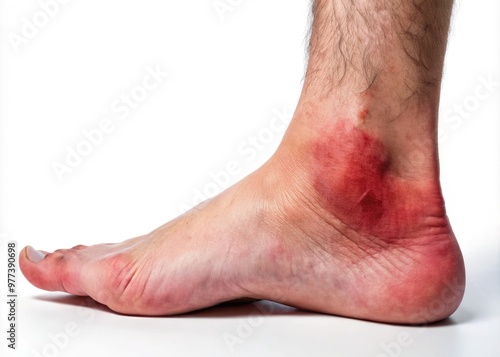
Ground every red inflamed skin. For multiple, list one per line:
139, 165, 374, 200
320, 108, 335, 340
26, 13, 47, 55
311, 119, 447, 240
276, 118, 465, 323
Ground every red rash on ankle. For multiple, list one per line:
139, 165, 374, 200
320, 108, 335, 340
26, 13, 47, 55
311, 120, 419, 238
358, 108, 369, 122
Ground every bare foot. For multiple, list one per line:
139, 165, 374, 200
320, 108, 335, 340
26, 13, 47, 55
20, 100, 464, 323
20, 0, 466, 324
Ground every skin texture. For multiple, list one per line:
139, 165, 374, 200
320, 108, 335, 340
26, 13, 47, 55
358, 108, 369, 122
20, 0, 466, 324
310, 120, 444, 238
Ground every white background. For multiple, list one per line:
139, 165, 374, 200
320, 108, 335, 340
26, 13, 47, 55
1, 0, 499, 356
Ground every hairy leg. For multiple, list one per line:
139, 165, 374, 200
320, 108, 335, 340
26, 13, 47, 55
20, 0, 465, 324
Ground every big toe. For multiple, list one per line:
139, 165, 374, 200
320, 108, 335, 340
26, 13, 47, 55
20, 246, 86, 295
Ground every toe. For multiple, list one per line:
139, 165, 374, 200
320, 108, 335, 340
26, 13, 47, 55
71, 244, 88, 250
20, 246, 87, 296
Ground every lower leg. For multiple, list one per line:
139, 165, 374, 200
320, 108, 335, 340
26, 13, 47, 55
288, 0, 455, 233
19, 0, 465, 324
267, 0, 465, 321
291, 0, 452, 164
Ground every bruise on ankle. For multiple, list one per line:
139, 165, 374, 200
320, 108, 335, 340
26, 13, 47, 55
310, 120, 430, 239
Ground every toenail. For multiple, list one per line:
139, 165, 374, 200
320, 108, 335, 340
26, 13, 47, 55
26, 246, 47, 263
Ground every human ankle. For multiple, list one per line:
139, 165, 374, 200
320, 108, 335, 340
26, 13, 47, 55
292, 90, 440, 180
